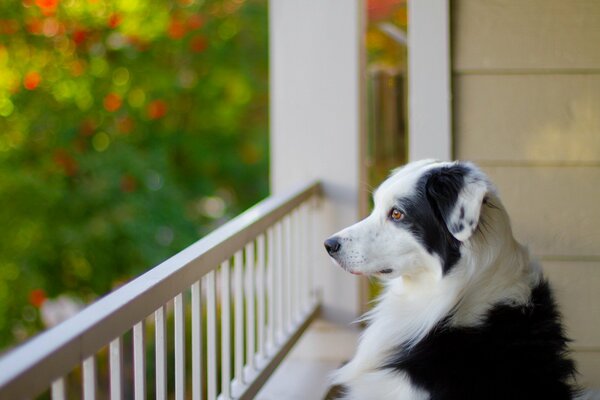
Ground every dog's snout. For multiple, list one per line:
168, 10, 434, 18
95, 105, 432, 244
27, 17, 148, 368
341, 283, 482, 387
324, 237, 341, 255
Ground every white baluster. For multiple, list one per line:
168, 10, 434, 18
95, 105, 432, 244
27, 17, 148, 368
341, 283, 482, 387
191, 281, 202, 400
233, 250, 245, 386
220, 262, 231, 399
256, 234, 266, 361
267, 227, 276, 353
245, 242, 256, 373
275, 222, 284, 341
175, 293, 185, 400
82, 355, 96, 400
207, 270, 218, 400
155, 305, 167, 400
284, 216, 292, 331
133, 321, 146, 400
51, 377, 66, 400
109, 337, 123, 400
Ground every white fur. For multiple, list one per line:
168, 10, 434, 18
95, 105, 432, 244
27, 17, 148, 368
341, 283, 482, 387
327, 160, 542, 399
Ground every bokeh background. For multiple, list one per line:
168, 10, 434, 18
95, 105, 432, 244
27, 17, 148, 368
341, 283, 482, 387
0, 0, 268, 351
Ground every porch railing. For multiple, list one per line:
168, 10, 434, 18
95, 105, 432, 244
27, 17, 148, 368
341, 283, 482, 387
0, 181, 323, 400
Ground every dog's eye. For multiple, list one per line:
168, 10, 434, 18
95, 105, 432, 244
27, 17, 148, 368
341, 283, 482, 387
390, 208, 405, 221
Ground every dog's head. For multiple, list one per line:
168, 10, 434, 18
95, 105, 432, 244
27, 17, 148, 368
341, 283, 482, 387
324, 160, 501, 279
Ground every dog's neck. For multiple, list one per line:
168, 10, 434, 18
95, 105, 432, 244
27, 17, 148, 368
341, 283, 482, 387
449, 237, 538, 327
449, 199, 541, 327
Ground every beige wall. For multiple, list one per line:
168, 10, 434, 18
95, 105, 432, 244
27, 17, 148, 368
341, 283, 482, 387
452, 0, 600, 388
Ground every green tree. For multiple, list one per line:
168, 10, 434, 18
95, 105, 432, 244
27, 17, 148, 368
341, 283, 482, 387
0, 0, 268, 350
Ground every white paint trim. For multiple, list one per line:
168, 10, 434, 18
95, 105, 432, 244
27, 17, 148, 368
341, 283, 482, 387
408, 0, 452, 161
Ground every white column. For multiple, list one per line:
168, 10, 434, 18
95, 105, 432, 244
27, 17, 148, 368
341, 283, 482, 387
408, 0, 452, 161
270, 0, 364, 323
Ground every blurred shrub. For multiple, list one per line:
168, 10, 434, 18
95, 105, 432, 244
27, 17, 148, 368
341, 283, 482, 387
0, 0, 268, 350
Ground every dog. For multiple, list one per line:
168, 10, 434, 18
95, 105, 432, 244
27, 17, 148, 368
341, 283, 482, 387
324, 160, 577, 399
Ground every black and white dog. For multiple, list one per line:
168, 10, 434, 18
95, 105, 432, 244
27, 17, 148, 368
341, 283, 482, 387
325, 160, 577, 399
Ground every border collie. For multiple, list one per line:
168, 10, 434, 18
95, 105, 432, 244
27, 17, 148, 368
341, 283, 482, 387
324, 160, 577, 399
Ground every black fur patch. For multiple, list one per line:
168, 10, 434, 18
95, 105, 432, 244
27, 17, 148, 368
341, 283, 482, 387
383, 280, 578, 399
397, 165, 469, 274
325, 384, 348, 399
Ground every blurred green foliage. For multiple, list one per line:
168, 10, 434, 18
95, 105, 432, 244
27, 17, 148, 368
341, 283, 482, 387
0, 0, 268, 350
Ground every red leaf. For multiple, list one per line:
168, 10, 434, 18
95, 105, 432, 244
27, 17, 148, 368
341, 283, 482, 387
29, 289, 47, 308
26, 18, 43, 35
72, 29, 87, 45
147, 99, 168, 120
103, 93, 122, 112
35, 0, 59, 14
24, 71, 41, 90
108, 13, 122, 29
167, 18, 187, 39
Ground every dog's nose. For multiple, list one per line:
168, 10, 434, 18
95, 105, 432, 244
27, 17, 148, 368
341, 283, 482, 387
324, 237, 341, 255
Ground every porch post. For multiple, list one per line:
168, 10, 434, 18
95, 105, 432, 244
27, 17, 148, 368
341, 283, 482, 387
269, 0, 365, 324
408, 0, 452, 161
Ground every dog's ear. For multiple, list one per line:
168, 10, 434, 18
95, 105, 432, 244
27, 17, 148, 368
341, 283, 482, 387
426, 164, 488, 242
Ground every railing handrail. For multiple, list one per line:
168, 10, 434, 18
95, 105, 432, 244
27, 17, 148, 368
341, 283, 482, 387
0, 180, 322, 399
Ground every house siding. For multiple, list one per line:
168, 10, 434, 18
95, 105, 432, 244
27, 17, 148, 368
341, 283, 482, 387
452, 0, 600, 388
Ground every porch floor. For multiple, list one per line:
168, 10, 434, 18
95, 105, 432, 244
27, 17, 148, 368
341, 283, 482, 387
256, 319, 359, 400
